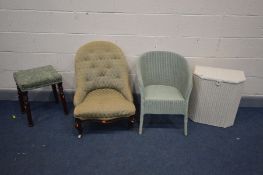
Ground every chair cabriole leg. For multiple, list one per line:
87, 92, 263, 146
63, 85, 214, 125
128, 115, 135, 128
75, 118, 83, 138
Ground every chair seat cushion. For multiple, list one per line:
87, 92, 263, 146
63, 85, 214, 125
13, 65, 62, 91
74, 89, 135, 120
145, 85, 184, 101
143, 85, 186, 114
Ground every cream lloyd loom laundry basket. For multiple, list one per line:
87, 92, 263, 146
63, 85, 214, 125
189, 66, 246, 128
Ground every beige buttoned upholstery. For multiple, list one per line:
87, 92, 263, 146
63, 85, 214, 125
74, 41, 135, 120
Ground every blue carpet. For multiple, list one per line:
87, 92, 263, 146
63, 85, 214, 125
0, 100, 262, 175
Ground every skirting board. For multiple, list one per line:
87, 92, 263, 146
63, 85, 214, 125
0, 89, 75, 102
0, 89, 262, 107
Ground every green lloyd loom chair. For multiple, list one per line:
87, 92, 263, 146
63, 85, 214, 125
137, 51, 192, 136
73, 41, 136, 138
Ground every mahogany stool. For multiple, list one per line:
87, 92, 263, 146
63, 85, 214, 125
13, 65, 68, 127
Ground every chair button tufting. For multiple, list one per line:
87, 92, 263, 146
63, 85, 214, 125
115, 74, 120, 78
90, 63, 96, 68
99, 71, 105, 76
106, 64, 112, 69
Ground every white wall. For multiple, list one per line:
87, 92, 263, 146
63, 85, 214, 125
0, 0, 263, 96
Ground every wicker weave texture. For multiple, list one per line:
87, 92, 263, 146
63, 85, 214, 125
189, 75, 245, 128
137, 51, 192, 135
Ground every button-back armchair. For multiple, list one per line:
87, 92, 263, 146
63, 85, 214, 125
136, 51, 192, 136
74, 41, 136, 138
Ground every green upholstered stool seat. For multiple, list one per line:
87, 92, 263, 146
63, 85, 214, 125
13, 65, 68, 127
14, 65, 62, 91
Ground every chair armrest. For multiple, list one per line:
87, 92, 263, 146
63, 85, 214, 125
185, 77, 193, 102
182, 67, 193, 103
136, 59, 145, 100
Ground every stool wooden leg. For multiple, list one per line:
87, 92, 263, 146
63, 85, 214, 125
75, 118, 83, 138
57, 82, 68, 115
22, 91, 33, 127
17, 85, 25, 113
51, 84, 59, 103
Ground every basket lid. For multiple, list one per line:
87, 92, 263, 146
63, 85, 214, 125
194, 66, 246, 83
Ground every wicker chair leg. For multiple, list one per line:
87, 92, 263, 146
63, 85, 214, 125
139, 113, 144, 135
75, 118, 83, 138
184, 115, 188, 136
